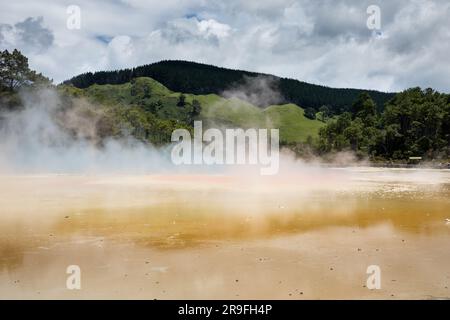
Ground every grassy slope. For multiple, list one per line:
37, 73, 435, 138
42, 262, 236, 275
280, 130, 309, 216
263, 104, 325, 143
191, 96, 325, 143
60, 77, 325, 143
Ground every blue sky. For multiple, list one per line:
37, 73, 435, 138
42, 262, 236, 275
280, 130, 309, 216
1, 0, 449, 92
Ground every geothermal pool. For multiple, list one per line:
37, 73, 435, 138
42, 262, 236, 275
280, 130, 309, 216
0, 168, 449, 299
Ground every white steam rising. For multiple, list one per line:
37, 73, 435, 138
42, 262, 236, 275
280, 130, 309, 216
0, 88, 172, 173
222, 75, 284, 107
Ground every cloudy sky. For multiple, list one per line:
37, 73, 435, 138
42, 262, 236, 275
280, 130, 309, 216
1, 0, 449, 92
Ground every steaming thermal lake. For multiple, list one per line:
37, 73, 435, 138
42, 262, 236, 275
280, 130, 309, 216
1, 168, 449, 299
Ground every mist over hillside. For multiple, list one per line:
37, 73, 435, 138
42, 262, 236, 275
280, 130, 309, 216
64, 60, 395, 114
2, 50, 449, 163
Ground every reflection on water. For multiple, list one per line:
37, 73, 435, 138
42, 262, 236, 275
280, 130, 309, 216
0, 168, 449, 299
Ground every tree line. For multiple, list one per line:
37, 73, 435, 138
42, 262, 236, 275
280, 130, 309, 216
317, 90, 450, 161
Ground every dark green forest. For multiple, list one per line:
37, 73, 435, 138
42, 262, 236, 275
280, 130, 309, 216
63, 60, 394, 114
317, 91, 450, 161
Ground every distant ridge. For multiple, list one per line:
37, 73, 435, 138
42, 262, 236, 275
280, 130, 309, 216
63, 60, 395, 113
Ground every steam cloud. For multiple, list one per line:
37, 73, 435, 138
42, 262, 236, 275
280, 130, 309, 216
0, 88, 172, 173
222, 75, 284, 108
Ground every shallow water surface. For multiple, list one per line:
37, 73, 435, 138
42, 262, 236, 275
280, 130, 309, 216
0, 168, 449, 299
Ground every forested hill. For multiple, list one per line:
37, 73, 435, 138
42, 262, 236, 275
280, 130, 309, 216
63, 60, 395, 113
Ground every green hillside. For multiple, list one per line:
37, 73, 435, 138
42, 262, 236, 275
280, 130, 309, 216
193, 97, 324, 143
263, 104, 325, 143
64, 60, 395, 114
3, 49, 448, 161
59, 77, 324, 144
